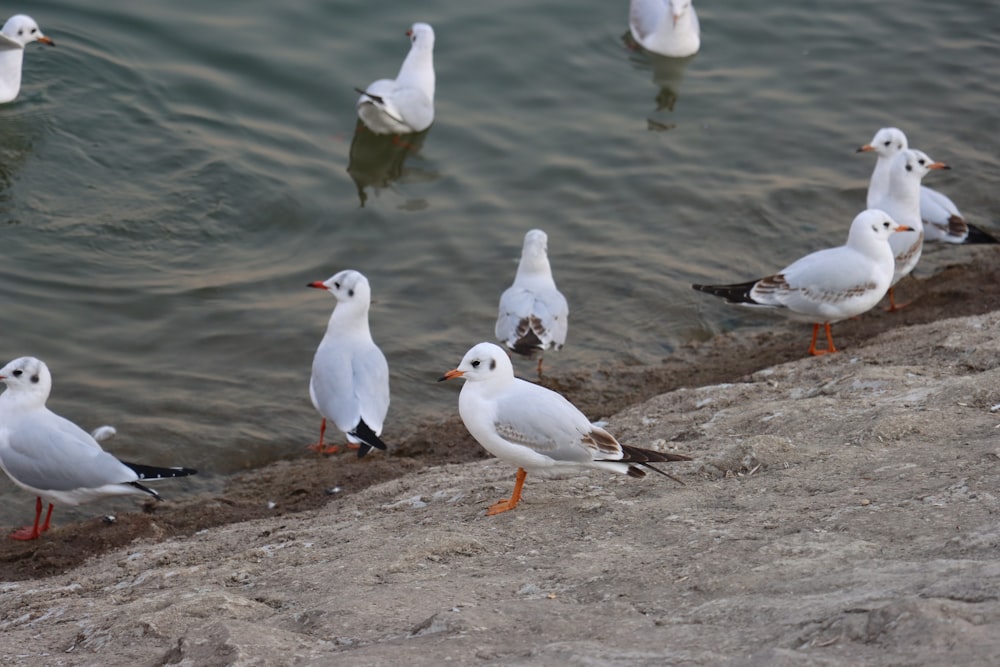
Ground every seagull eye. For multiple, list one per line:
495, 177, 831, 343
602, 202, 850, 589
471, 360, 480, 368
918, 158, 926, 165
12, 370, 22, 377
333, 282, 340, 289
31, 28, 37, 34
883, 221, 890, 229
883, 140, 891, 146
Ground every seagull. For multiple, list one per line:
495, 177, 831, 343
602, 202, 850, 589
0, 14, 55, 104
439, 342, 690, 515
692, 209, 910, 355
628, 0, 700, 58
867, 148, 950, 310
0, 357, 197, 541
355, 22, 435, 135
308, 270, 390, 457
857, 127, 997, 245
495, 229, 569, 376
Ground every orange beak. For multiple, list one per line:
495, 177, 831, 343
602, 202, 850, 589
856, 144, 874, 153
894, 225, 913, 232
437, 369, 464, 382
37, 36, 54, 46
928, 161, 950, 171
406, 29, 413, 37
307, 281, 326, 289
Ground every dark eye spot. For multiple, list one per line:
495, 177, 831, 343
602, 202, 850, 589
12, 369, 22, 377
31, 28, 36, 34
883, 140, 891, 146
30, 375, 39, 384
471, 360, 480, 368
905, 164, 912, 172
490, 359, 496, 370
883, 221, 890, 228
333, 282, 340, 289
17, 29, 23, 36
918, 158, 926, 165
348, 289, 354, 297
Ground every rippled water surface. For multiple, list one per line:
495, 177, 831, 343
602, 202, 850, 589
1, 0, 998, 521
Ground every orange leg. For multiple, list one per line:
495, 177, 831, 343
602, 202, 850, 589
307, 418, 342, 455
487, 468, 528, 516
807, 323, 838, 356
885, 287, 910, 312
9, 497, 53, 541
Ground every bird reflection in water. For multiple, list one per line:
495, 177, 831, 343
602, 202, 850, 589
622, 32, 696, 125
346, 120, 430, 207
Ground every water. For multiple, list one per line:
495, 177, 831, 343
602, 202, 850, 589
1, 0, 998, 523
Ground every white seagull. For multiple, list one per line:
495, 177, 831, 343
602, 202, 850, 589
857, 127, 998, 245
355, 22, 435, 135
868, 148, 950, 310
0, 357, 197, 541
439, 343, 690, 515
308, 270, 390, 457
495, 229, 569, 375
628, 0, 700, 58
0, 14, 55, 104
692, 209, 910, 355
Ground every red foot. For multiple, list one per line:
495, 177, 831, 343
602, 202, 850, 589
9, 497, 52, 540
9, 526, 42, 541
307, 443, 341, 455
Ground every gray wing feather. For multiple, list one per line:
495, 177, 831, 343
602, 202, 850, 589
493, 383, 593, 464
3, 412, 136, 492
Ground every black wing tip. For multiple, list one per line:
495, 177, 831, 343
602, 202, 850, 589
128, 481, 162, 500
354, 87, 385, 105
507, 326, 544, 357
122, 461, 198, 479
351, 420, 388, 458
692, 281, 759, 305
620, 444, 691, 485
964, 223, 1000, 245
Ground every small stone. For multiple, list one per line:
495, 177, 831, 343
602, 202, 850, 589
860, 498, 871, 506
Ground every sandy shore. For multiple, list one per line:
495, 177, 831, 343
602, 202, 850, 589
1, 247, 999, 665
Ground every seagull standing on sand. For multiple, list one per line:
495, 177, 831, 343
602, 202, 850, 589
0, 15, 55, 104
692, 209, 910, 355
355, 22, 435, 135
628, 0, 700, 58
308, 270, 390, 457
857, 127, 997, 245
495, 229, 569, 375
439, 342, 690, 515
0, 357, 197, 541
868, 148, 950, 310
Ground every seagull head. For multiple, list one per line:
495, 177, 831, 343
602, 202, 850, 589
848, 209, 912, 248
890, 148, 949, 186
0, 356, 53, 405
308, 269, 373, 311
516, 229, 552, 275
670, 0, 693, 26
439, 342, 514, 384
406, 22, 435, 49
1, 15, 54, 48
857, 127, 907, 157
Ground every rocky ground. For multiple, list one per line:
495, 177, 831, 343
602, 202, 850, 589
1, 247, 999, 666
